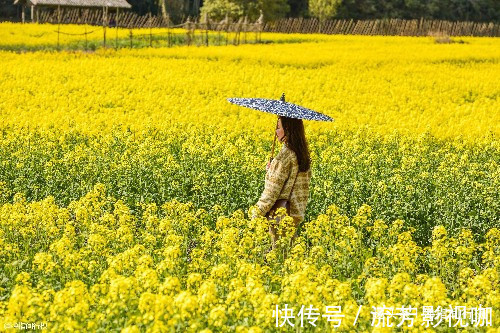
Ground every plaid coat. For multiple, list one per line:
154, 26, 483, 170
255, 143, 312, 225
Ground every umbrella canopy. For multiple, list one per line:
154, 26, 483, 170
227, 93, 334, 122
227, 93, 333, 164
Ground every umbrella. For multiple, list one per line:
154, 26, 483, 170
227, 93, 333, 164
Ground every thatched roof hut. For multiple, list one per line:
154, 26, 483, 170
13, 0, 131, 8
14, 0, 131, 23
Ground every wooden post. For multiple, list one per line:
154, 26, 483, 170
243, 15, 247, 44
21, 5, 25, 23
149, 13, 152, 47
57, 5, 61, 49
203, 13, 209, 46
195, 21, 199, 46
84, 9, 88, 50
253, 20, 257, 43
224, 13, 229, 45
115, 7, 119, 50
233, 20, 238, 45
103, 6, 107, 48
257, 10, 263, 43
167, 18, 171, 47
205, 25, 209, 46
186, 16, 192, 46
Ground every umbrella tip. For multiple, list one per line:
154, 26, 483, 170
280, 93, 285, 102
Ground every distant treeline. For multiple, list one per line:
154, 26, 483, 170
293, 0, 500, 22
2, 0, 499, 24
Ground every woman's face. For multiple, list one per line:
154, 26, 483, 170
276, 118, 286, 143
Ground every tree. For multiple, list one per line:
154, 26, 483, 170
200, 0, 289, 22
288, 0, 309, 17
335, 0, 377, 20
157, 0, 169, 20
0, 0, 17, 19
249, 0, 290, 21
199, 0, 244, 21
309, 0, 342, 32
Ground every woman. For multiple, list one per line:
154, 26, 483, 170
253, 115, 312, 250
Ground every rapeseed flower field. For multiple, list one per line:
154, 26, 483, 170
0, 23, 498, 332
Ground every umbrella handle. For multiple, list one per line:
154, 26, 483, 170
269, 118, 278, 163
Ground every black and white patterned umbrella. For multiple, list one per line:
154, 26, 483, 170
227, 93, 333, 122
228, 93, 333, 165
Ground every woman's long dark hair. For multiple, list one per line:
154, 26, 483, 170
279, 116, 311, 172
